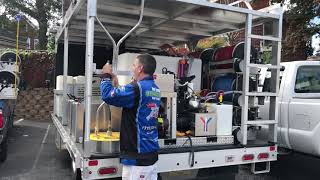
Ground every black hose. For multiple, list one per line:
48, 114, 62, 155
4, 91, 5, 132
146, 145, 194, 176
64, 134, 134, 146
0, 85, 8, 92
187, 136, 195, 167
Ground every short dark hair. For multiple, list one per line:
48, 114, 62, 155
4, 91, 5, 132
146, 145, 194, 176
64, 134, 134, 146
136, 54, 157, 75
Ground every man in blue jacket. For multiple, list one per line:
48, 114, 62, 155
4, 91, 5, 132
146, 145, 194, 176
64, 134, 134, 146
100, 54, 160, 180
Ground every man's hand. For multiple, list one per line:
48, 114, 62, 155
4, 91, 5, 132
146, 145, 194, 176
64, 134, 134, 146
102, 63, 119, 86
102, 63, 113, 75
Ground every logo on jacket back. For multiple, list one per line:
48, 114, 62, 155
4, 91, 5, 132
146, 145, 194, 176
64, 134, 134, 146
146, 88, 160, 101
146, 103, 159, 121
200, 117, 213, 132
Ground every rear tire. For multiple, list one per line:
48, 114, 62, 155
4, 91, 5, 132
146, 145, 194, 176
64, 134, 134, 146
72, 160, 82, 180
72, 168, 82, 180
0, 138, 8, 162
9, 112, 14, 128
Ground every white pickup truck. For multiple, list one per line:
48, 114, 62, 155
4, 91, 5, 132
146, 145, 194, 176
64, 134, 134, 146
259, 60, 320, 156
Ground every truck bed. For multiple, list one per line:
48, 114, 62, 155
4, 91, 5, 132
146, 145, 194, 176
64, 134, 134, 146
52, 113, 276, 179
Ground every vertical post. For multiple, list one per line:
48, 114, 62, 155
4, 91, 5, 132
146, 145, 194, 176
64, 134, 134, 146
171, 96, 177, 139
15, 14, 21, 98
166, 97, 172, 138
241, 13, 252, 145
112, 48, 119, 73
84, 0, 97, 156
63, 26, 69, 124
269, 11, 283, 143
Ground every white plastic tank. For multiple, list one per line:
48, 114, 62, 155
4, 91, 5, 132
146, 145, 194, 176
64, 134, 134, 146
74, 76, 85, 84
54, 75, 74, 118
56, 75, 74, 90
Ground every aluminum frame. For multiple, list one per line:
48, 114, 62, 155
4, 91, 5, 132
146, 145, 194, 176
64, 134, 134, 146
55, 0, 283, 178
58, 0, 284, 153
56, 0, 282, 50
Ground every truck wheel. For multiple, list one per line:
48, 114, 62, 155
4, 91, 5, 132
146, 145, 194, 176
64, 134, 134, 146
0, 138, 8, 162
8, 100, 15, 128
72, 168, 82, 180
72, 160, 82, 180
9, 112, 14, 128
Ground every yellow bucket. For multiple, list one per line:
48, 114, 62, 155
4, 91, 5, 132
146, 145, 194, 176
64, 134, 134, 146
90, 132, 120, 142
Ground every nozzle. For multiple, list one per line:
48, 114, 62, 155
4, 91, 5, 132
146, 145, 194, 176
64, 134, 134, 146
106, 125, 112, 136
95, 126, 99, 135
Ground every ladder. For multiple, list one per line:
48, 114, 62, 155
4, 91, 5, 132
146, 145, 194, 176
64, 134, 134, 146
240, 9, 283, 145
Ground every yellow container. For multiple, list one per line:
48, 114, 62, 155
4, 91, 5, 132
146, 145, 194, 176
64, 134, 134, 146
90, 132, 120, 142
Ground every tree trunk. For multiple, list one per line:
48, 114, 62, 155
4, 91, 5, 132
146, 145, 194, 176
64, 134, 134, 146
35, 0, 48, 50
38, 20, 48, 50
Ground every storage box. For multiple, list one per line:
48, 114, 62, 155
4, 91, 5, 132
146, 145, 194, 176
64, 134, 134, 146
154, 74, 175, 92
207, 104, 233, 136
194, 113, 216, 136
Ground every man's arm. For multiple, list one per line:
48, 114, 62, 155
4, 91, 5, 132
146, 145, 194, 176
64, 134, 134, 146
100, 78, 137, 108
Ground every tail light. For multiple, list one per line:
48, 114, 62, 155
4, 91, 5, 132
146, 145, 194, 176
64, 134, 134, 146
269, 146, 276, 151
242, 154, 254, 161
88, 160, 99, 166
98, 167, 117, 175
258, 153, 269, 160
0, 110, 3, 128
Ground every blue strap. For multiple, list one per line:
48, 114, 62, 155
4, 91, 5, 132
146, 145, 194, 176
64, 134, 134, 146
120, 158, 137, 166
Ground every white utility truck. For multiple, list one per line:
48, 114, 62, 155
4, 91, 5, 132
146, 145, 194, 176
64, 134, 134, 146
259, 61, 320, 156
52, 0, 283, 179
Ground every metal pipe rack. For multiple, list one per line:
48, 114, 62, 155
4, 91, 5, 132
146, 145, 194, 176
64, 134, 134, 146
55, 0, 283, 178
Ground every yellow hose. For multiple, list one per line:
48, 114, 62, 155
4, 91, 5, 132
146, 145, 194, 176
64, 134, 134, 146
15, 19, 20, 97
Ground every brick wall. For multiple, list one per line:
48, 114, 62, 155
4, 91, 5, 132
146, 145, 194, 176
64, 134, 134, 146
224, 0, 269, 48
14, 88, 54, 121
251, 0, 270, 10
228, 25, 264, 48
21, 51, 55, 88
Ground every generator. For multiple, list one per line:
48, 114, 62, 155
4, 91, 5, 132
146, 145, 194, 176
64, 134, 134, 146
155, 71, 234, 148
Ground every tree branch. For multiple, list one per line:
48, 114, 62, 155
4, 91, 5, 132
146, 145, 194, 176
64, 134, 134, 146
4, 0, 37, 19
